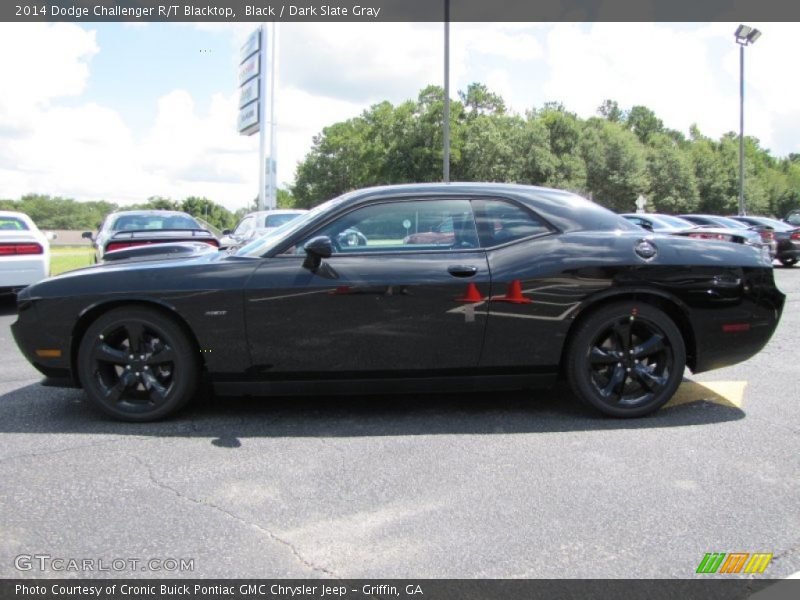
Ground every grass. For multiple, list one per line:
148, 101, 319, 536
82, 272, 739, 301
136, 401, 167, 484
50, 246, 95, 276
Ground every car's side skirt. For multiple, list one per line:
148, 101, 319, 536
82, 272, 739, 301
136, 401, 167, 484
212, 371, 557, 397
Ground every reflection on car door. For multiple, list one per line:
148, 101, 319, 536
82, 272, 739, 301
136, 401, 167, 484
243, 198, 490, 376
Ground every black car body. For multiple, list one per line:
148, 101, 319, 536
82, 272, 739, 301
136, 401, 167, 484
731, 215, 800, 267
13, 184, 784, 421
83, 210, 219, 262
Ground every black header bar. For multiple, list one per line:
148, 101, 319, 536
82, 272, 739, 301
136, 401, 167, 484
4, 0, 800, 22
1, 579, 798, 600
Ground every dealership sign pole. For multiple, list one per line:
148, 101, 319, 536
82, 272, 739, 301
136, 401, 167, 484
238, 24, 277, 211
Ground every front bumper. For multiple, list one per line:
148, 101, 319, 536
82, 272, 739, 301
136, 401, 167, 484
11, 296, 75, 384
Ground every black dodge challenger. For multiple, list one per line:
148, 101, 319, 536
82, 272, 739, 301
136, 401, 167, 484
12, 183, 785, 421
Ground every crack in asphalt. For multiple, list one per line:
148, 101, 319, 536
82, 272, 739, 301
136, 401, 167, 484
132, 455, 341, 579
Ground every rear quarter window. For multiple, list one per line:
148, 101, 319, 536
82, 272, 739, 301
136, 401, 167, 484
471, 199, 551, 247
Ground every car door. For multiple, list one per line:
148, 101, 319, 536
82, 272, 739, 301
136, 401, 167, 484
243, 197, 490, 376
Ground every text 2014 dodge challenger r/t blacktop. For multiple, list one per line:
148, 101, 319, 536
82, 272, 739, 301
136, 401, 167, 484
12, 183, 785, 421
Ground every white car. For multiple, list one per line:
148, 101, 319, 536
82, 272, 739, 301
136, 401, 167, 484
220, 209, 308, 248
0, 211, 51, 293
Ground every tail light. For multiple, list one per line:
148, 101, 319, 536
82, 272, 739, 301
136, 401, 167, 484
791, 232, 800, 241
205, 239, 219, 247
687, 232, 734, 242
106, 241, 151, 252
0, 243, 44, 255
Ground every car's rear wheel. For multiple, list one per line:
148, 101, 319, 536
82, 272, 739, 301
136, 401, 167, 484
779, 257, 797, 267
77, 307, 198, 421
566, 302, 686, 418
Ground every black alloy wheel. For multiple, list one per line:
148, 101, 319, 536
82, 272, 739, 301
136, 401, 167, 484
566, 302, 686, 418
77, 307, 199, 421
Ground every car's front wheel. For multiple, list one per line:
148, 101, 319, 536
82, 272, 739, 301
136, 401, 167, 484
77, 307, 199, 421
566, 302, 686, 418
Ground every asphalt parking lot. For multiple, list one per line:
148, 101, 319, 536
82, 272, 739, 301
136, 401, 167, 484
0, 269, 798, 580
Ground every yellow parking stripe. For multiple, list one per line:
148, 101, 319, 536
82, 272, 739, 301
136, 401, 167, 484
664, 380, 747, 409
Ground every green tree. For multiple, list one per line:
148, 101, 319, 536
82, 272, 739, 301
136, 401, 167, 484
580, 118, 648, 211
645, 134, 698, 213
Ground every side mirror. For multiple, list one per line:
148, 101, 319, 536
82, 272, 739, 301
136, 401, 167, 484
641, 222, 654, 232
302, 235, 333, 270
81, 231, 93, 240
44, 231, 57, 241
222, 229, 232, 236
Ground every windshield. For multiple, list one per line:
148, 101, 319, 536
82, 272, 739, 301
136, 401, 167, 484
656, 215, 694, 229
264, 212, 304, 228
111, 214, 201, 231
0, 216, 29, 230
749, 217, 793, 231
710, 216, 748, 229
235, 196, 347, 257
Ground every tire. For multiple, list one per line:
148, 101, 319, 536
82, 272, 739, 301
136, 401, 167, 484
566, 302, 686, 418
77, 306, 199, 422
779, 257, 797, 267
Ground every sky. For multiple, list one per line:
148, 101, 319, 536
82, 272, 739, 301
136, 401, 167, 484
0, 21, 798, 212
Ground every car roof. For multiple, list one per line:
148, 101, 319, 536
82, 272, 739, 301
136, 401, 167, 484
0, 210, 37, 226
331, 182, 631, 233
0, 210, 34, 220
107, 210, 195, 217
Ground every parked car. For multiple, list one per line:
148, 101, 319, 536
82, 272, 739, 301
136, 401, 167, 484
0, 211, 51, 294
84, 210, 219, 263
220, 209, 308, 248
785, 210, 800, 227
678, 214, 773, 256
620, 213, 697, 232
730, 215, 800, 267
13, 183, 783, 422
623, 213, 770, 261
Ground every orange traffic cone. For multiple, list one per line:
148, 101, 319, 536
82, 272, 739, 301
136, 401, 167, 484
496, 279, 532, 304
456, 282, 484, 303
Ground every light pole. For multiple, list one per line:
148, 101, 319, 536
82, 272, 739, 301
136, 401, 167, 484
443, 0, 450, 183
734, 24, 761, 216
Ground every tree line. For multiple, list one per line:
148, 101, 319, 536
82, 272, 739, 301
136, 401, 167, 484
291, 83, 800, 217
0, 191, 295, 232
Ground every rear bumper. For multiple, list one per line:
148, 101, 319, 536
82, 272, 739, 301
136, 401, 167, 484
691, 267, 785, 373
0, 256, 48, 289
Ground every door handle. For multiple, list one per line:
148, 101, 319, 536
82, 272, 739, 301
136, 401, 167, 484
447, 265, 479, 278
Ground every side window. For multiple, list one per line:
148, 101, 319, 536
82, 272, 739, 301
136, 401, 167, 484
472, 199, 551, 247
293, 199, 479, 254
